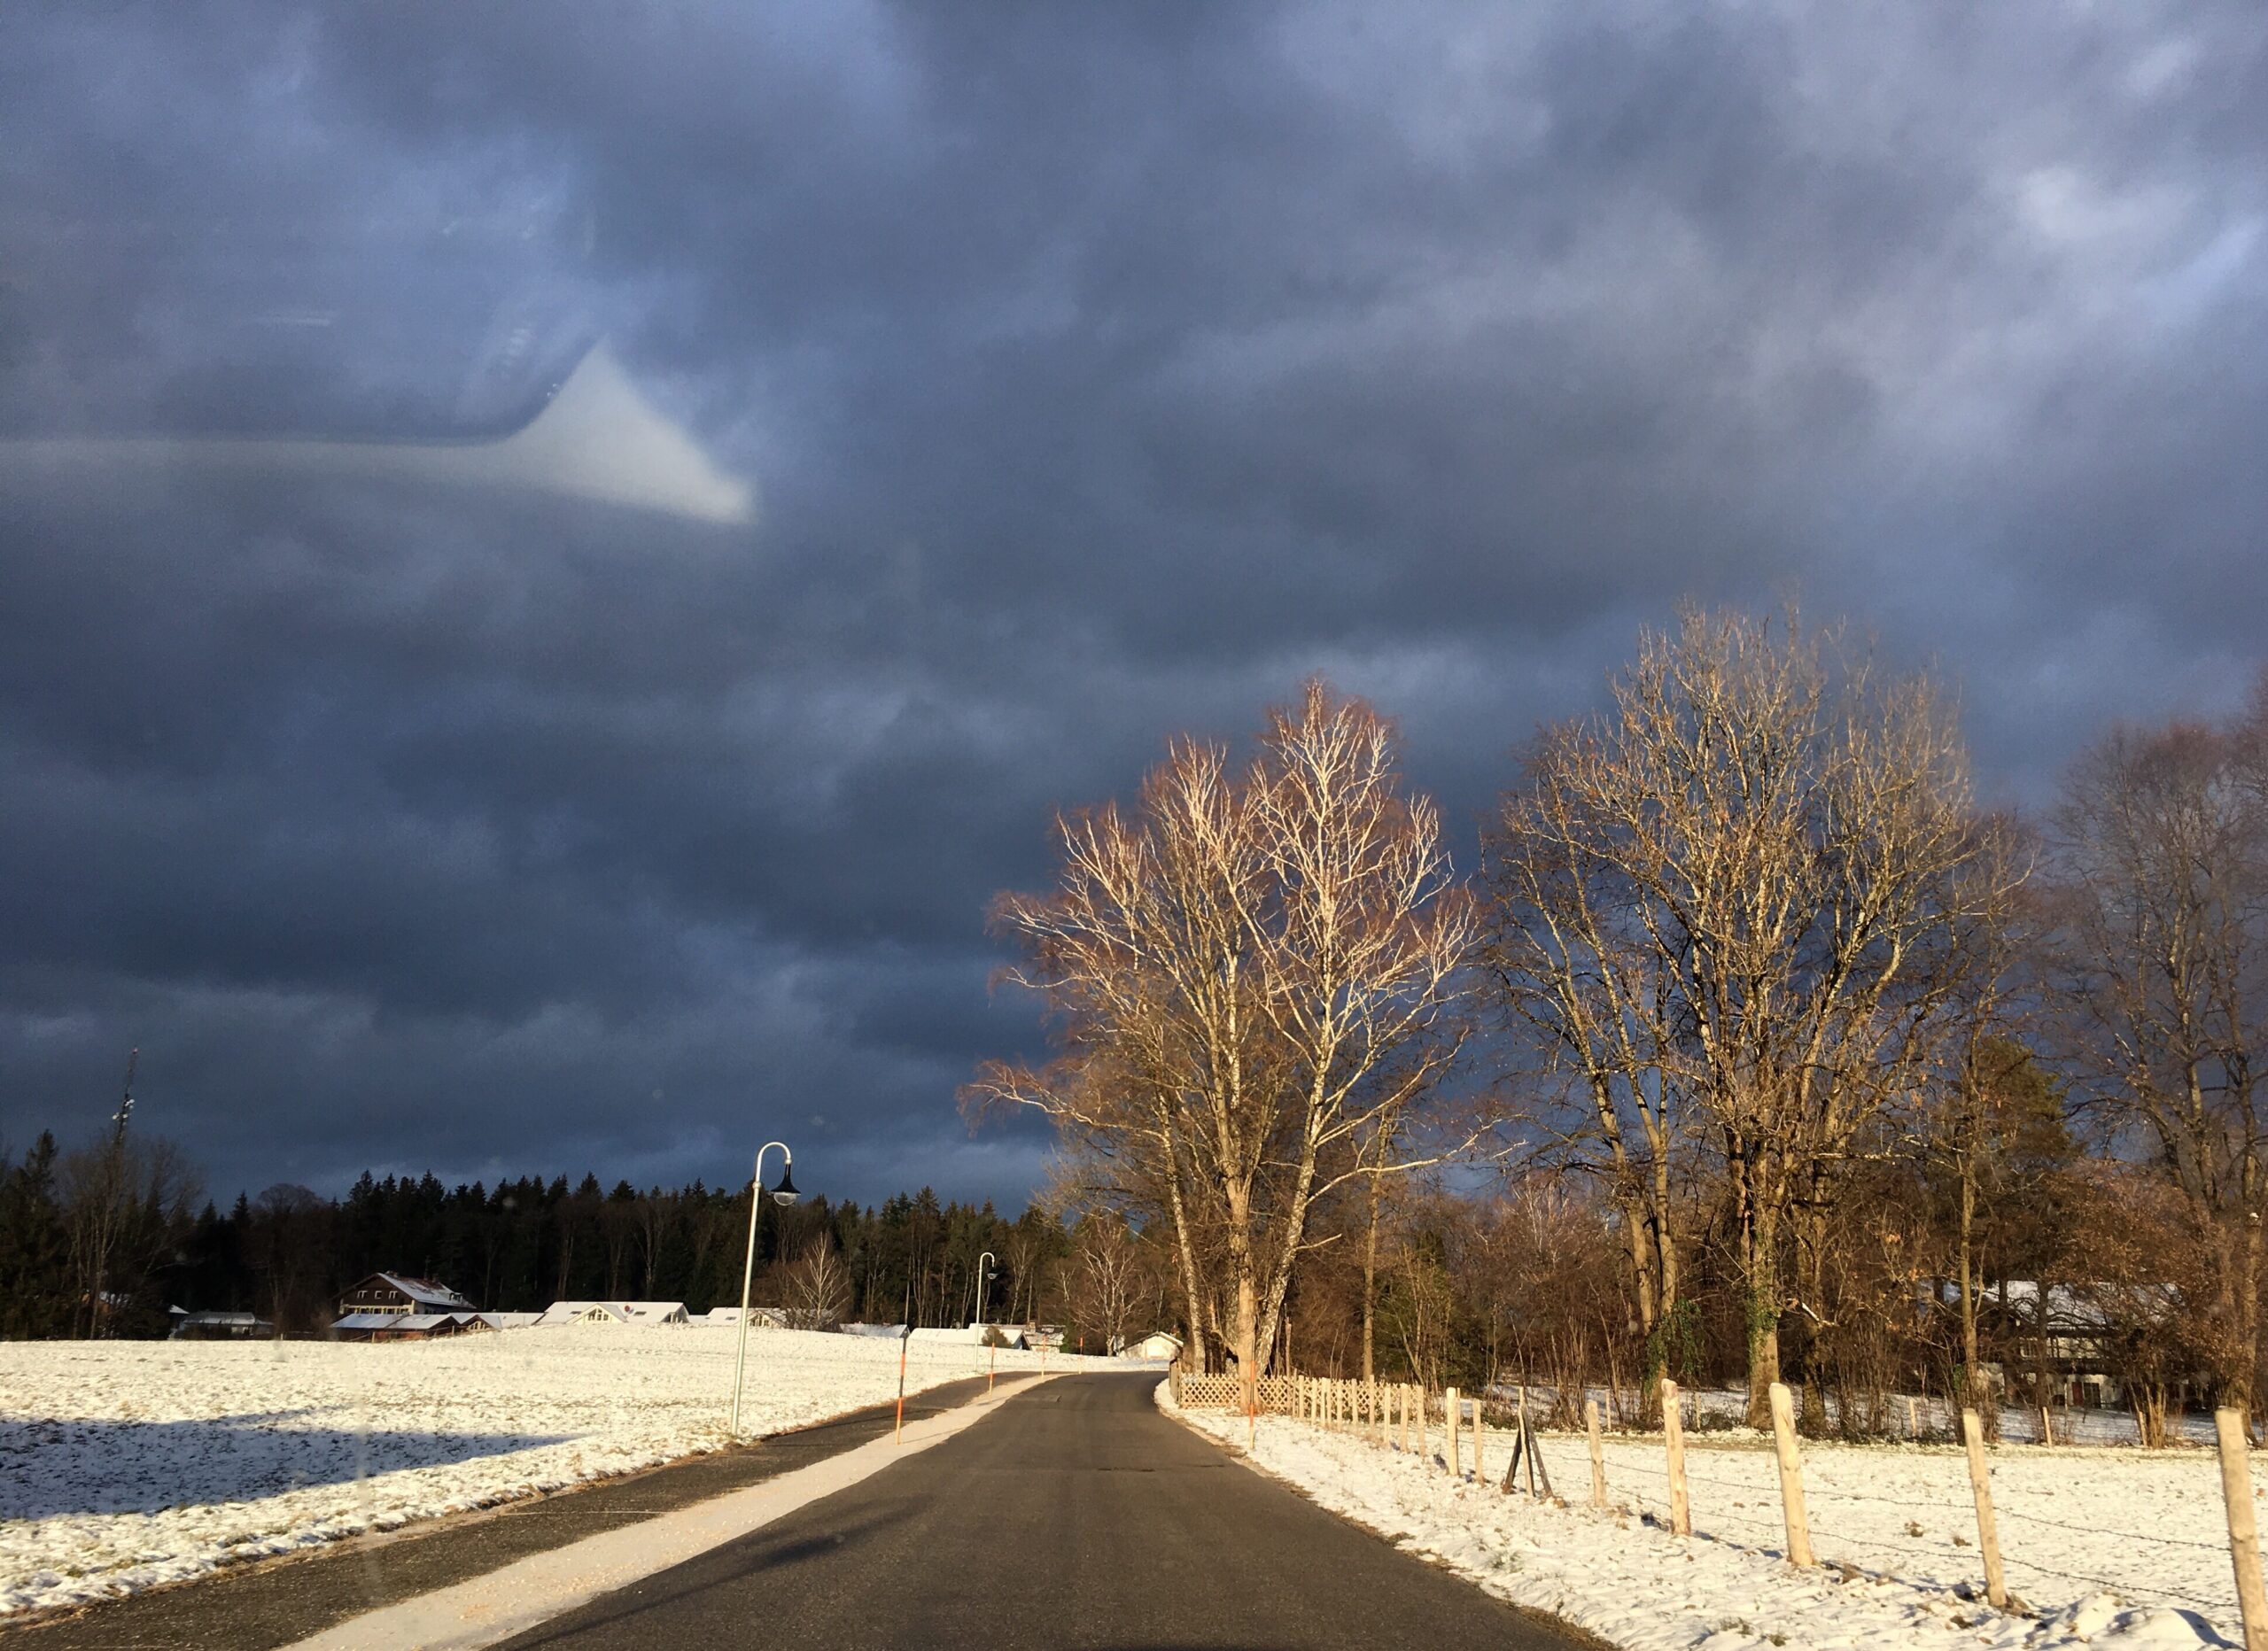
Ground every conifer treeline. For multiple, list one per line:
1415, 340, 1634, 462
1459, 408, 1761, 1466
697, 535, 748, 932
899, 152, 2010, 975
0, 1140, 1096, 1342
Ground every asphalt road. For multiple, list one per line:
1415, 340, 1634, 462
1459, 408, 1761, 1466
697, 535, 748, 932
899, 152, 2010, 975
497, 1374, 1582, 1651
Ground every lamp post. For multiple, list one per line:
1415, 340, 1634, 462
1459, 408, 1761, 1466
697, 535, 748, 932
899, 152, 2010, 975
976, 1251, 998, 1390
729, 1141, 798, 1438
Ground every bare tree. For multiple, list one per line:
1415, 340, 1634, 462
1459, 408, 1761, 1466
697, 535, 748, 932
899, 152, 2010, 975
1068, 1215, 1149, 1352
782, 1239, 850, 1330
2051, 690, 2267, 1410
1490, 608, 2008, 1421
976, 680, 1474, 1417
247, 1183, 329, 1332
63, 1135, 198, 1337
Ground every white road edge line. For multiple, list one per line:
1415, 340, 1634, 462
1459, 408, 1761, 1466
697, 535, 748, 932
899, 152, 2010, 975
283, 1376, 1051, 1651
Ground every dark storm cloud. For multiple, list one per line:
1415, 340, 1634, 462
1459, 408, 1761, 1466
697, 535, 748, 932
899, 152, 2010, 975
2, 1, 2264, 1205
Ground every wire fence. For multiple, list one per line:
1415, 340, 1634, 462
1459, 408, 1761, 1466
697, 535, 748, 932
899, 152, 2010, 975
1235, 1370, 2258, 1633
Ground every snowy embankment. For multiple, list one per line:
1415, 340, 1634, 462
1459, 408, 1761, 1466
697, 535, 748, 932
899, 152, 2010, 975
1164, 1385, 2240, 1651
0, 1326, 1127, 1616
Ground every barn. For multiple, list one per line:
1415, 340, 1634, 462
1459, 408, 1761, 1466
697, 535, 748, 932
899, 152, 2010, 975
336, 1273, 475, 1319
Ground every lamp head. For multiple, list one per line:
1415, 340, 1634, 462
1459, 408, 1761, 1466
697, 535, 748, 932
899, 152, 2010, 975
769, 1163, 799, 1206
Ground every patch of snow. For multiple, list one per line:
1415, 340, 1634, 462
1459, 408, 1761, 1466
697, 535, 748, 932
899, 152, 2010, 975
1164, 1385, 2244, 1651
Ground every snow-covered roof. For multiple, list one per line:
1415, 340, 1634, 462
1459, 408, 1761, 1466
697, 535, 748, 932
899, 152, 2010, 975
391, 1314, 459, 1332
353, 1273, 475, 1311
474, 1311, 542, 1329
537, 1300, 689, 1327
838, 1322, 906, 1337
333, 1311, 400, 1330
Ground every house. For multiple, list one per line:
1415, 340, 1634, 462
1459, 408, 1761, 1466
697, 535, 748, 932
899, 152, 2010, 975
169, 1309, 273, 1340
535, 1300, 690, 1327
337, 1273, 475, 1319
837, 1322, 907, 1338
470, 1312, 542, 1331
1116, 1329, 1184, 1360
695, 1306, 788, 1329
1931, 1279, 2186, 1409
976, 1323, 1030, 1350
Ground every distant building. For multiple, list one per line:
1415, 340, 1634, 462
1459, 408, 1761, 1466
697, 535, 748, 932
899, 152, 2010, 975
470, 1312, 542, 1330
169, 1308, 273, 1341
695, 1306, 788, 1329
1116, 1330, 1184, 1360
535, 1300, 690, 1327
337, 1273, 475, 1319
371, 1313, 466, 1341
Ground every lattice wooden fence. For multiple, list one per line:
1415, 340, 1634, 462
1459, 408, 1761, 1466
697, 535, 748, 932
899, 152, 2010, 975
1170, 1369, 1295, 1411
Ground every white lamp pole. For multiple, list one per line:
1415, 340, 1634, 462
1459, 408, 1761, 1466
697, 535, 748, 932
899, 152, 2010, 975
975, 1251, 997, 1328
976, 1250, 998, 1390
730, 1140, 796, 1438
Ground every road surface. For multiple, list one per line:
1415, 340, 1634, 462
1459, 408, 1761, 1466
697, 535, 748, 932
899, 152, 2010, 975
497, 1373, 1581, 1651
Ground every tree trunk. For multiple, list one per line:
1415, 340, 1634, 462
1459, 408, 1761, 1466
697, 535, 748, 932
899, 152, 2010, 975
1744, 1186, 1783, 1427
1361, 1169, 1381, 1383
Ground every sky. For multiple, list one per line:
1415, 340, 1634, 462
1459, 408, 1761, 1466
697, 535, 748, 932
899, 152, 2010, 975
1, 2, 2263, 1212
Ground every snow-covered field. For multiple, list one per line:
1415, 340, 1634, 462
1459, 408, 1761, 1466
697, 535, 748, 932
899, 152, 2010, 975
0, 1326, 1126, 1616
1168, 1390, 2246, 1651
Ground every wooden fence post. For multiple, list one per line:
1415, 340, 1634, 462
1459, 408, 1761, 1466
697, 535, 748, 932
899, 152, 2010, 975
2039, 1403, 2053, 1446
1587, 1397, 1608, 1508
2217, 1408, 2268, 1651
1473, 1394, 1486, 1483
1767, 1382, 1816, 1568
1961, 1408, 2008, 1609
1659, 1377, 1691, 1537
1416, 1384, 1427, 1461
1447, 1387, 1462, 1478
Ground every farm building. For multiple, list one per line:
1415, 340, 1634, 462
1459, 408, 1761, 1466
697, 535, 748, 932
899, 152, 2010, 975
535, 1300, 691, 1327
330, 1311, 466, 1341
168, 1308, 273, 1340
336, 1272, 475, 1319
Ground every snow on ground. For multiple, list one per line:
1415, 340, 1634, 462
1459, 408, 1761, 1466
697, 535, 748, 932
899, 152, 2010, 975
0, 1326, 1133, 1616
1166, 1387, 2245, 1651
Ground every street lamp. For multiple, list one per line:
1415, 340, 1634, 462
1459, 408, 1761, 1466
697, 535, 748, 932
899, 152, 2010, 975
730, 1140, 798, 1438
976, 1250, 998, 1389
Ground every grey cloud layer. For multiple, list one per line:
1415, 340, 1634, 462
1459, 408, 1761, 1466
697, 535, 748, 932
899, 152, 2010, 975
1, 1, 2262, 1202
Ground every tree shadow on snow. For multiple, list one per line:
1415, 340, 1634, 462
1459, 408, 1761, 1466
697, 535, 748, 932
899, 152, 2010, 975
0, 1411, 577, 1518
